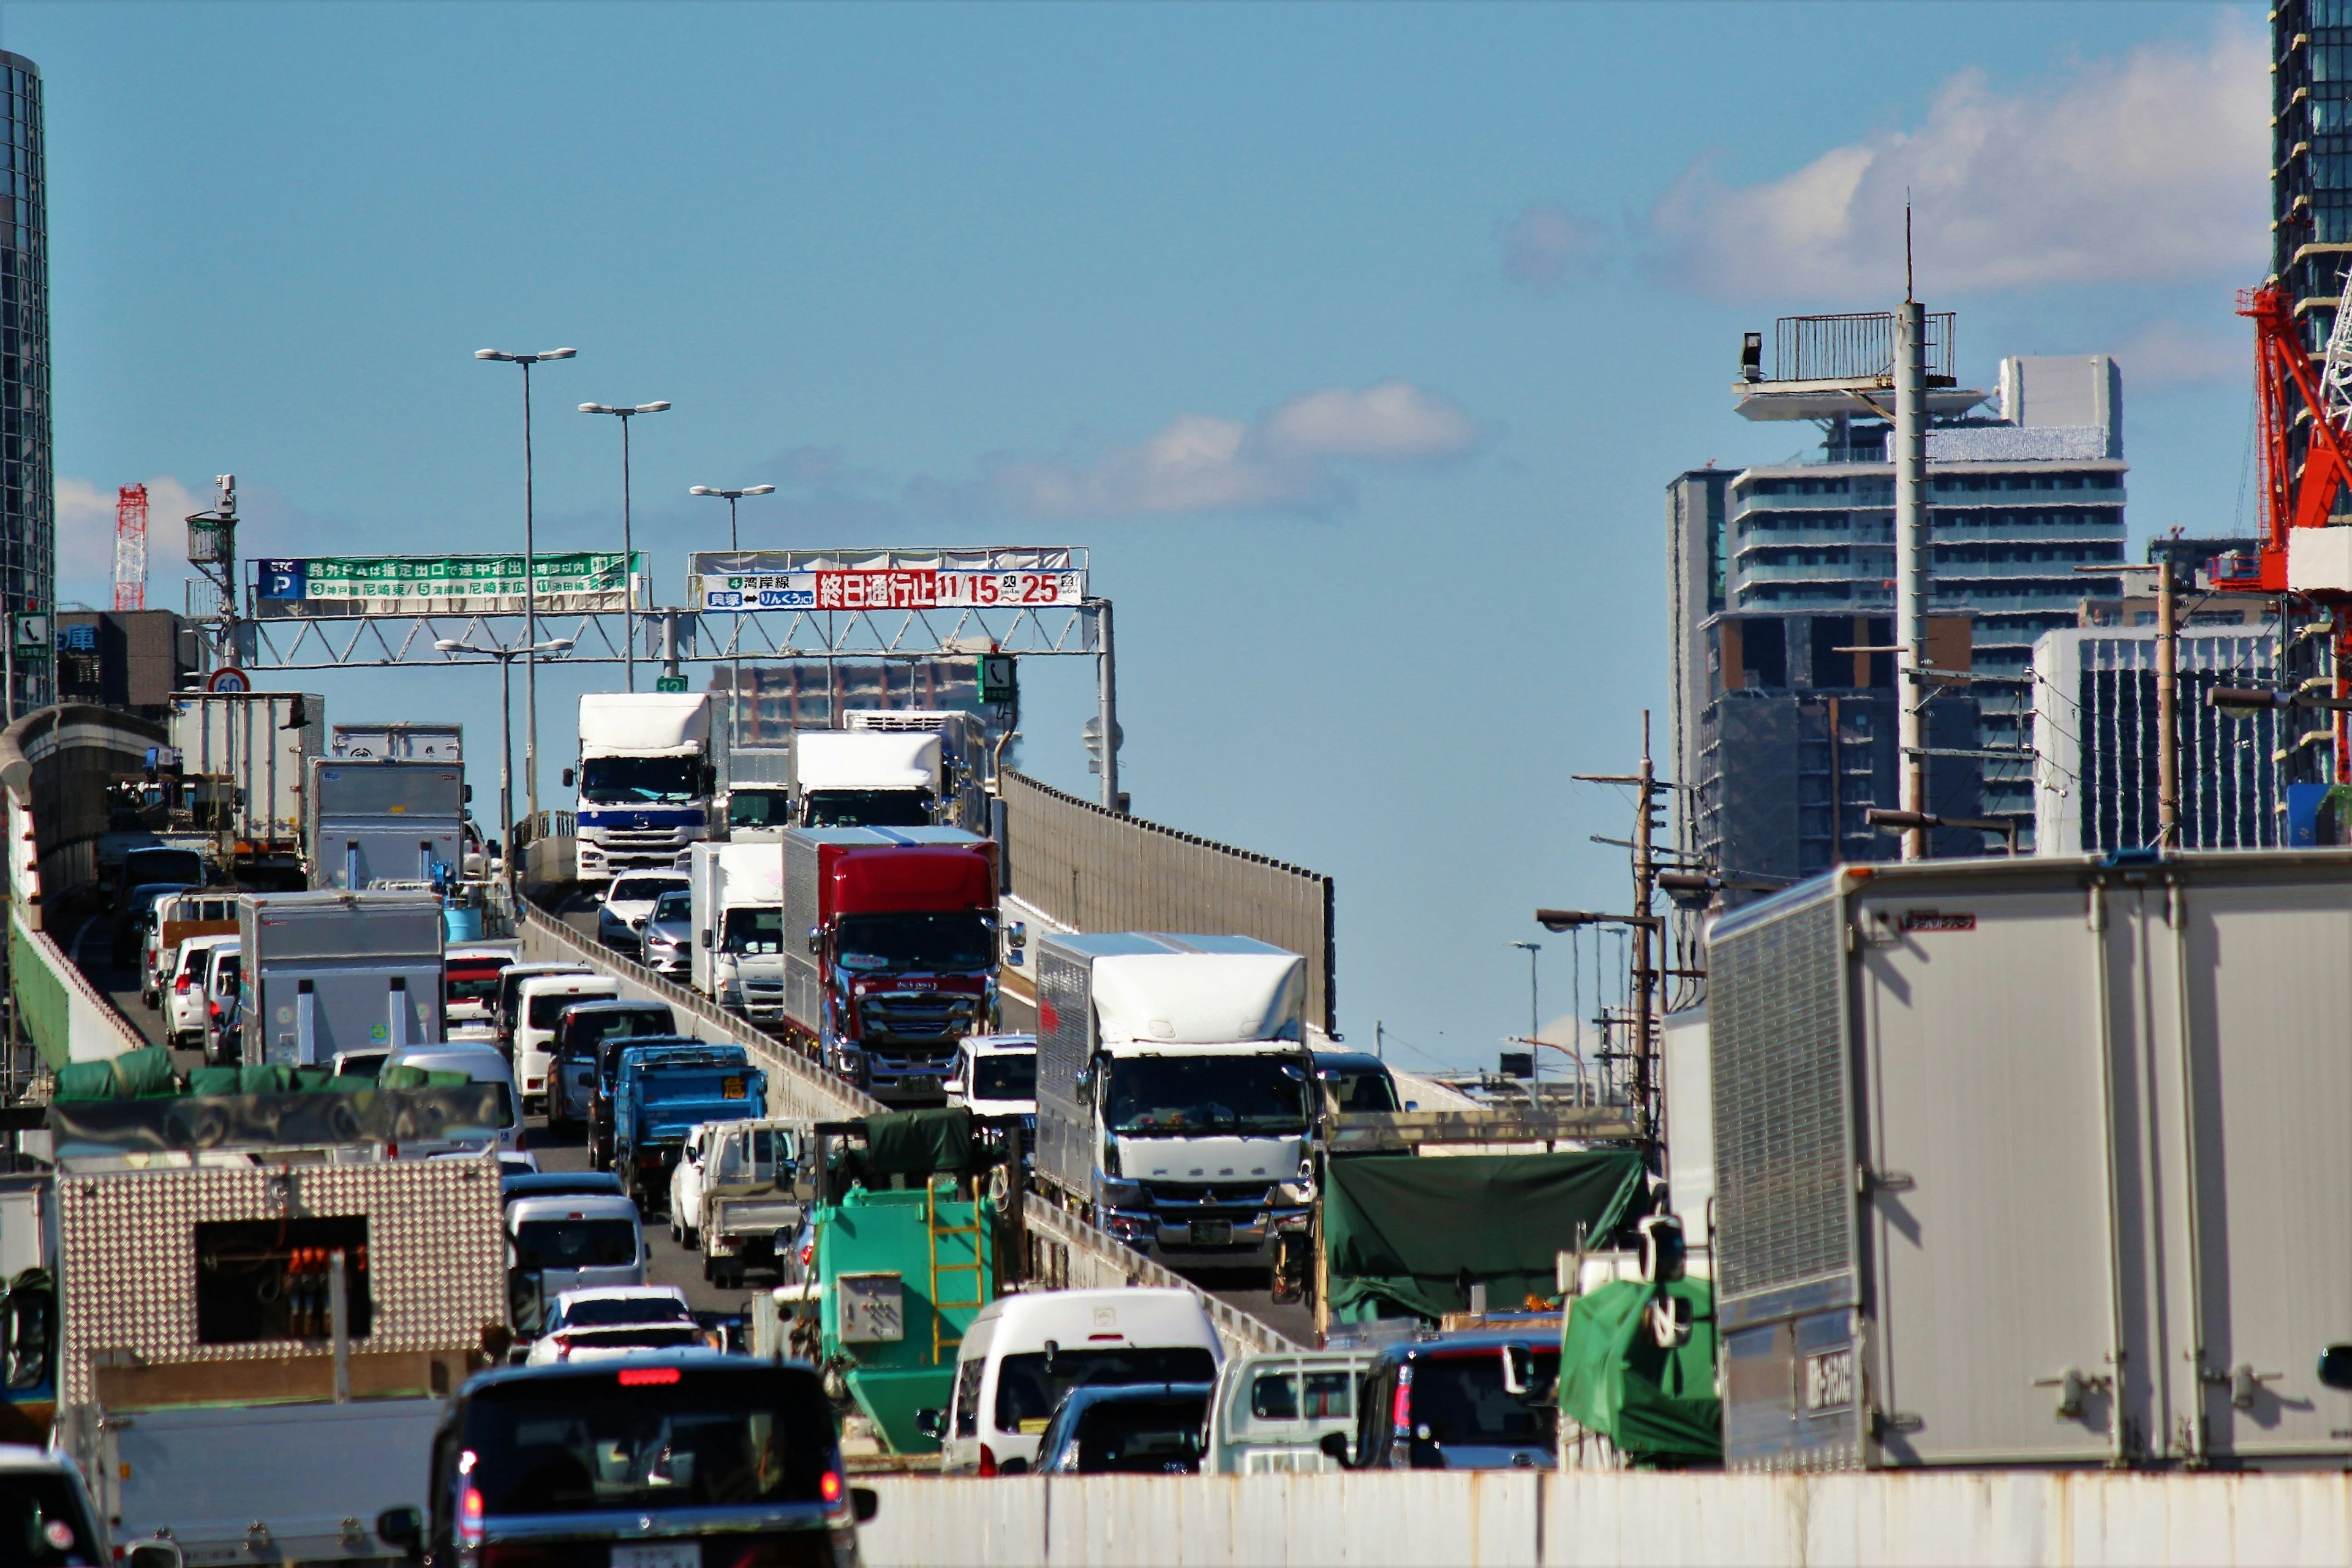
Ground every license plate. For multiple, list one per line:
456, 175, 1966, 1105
612, 1545, 699, 1568
721, 1076, 745, 1099
1189, 1219, 1232, 1245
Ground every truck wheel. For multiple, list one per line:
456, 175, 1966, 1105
681, 1225, 698, 1250
702, 1256, 717, 1283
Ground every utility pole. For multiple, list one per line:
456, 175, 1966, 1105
2156, 552, 2178, 847
1894, 296, 1931, 861
1631, 710, 1659, 1131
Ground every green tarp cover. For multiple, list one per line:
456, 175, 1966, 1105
52, 1047, 179, 1101
1558, 1277, 1721, 1464
378, 1065, 470, 1091
1322, 1150, 1646, 1324
858, 1107, 976, 1178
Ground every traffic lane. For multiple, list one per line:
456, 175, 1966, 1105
69, 911, 195, 1065
526, 1112, 763, 1317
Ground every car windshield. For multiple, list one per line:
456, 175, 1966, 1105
579, 755, 702, 806
556, 1297, 692, 1329
0, 1471, 101, 1566
722, 907, 782, 956
1063, 1393, 1208, 1474
513, 1218, 639, 1270
1321, 1066, 1399, 1113
714, 1128, 790, 1182
834, 912, 993, 973
448, 963, 507, 1005
652, 891, 691, 922
728, 788, 788, 828
1408, 1350, 1560, 1447
530, 990, 611, 1030
609, 876, 685, 904
801, 788, 932, 828
458, 1365, 835, 1515
972, 1053, 1036, 1101
993, 1346, 1218, 1433
1102, 1055, 1308, 1137
565, 1011, 675, 1061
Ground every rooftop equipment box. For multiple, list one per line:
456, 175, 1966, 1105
238, 890, 445, 1066
1708, 850, 2352, 1471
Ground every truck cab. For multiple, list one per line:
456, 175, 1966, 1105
789, 728, 942, 829
573, 692, 715, 883
611, 1043, 764, 1206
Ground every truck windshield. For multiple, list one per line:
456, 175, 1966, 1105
457, 1365, 836, 1515
512, 1218, 640, 1270
1103, 1055, 1308, 1137
801, 788, 932, 828
728, 788, 789, 828
722, 907, 782, 955
834, 912, 993, 972
580, 755, 702, 805
993, 1346, 1218, 1431
972, 1054, 1036, 1101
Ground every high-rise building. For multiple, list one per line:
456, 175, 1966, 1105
1668, 353, 2128, 865
2274, 2, 2352, 348
0, 53, 49, 715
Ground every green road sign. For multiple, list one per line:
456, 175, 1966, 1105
979, 654, 1016, 703
654, 674, 688, 693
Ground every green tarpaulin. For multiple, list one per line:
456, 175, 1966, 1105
1558, 1277, 1721, 1465
1322, 1150, 1647, 1323
857, 1108, 978, 1178
51, 1047, 179, 1102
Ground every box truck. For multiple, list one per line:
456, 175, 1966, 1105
305, 756, 465, 891
330, 722, 462, 762
1032, 933, 1314, 1269
690, 841, 786, 1024
575, 692, 715, 881
1709, 849, 2352, 1471
238, 889, 445, 1066
167, 690, 325, 884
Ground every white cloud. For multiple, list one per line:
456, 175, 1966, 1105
2115, 317, 2247, 389
986, 381, 1479, 520
55, 475, 206, 605
1496, 203, 1608, 292
1653, 23, 2267, 298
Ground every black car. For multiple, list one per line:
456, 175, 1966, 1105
389, 1355, 875, 1567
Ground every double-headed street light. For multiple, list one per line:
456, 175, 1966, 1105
579, 401, 671, 691
475, 347, 576, 824
435, 634, 575, 902
689, 484, 776, 753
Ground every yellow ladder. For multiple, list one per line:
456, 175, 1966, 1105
925, 1176, 987, 1366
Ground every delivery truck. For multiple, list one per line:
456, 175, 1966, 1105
329, 721, 462, 762
780, 826, 999, 1102
305, 755, 466, 891
1033, 933, 1315, 1272
574, 692, 715, 881
689, 840, 786, 1024
167, 690, 326, 884
238, 889, 445, 1067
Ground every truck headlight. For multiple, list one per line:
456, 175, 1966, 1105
1273, 1181, 1314, 1207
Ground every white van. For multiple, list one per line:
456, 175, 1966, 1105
145, 889, 236, 1009
513, 973, 620, 1113
382, 1041, 524, 1155
506, 1191, 649, 1310
946, 1032, 1036, 1122
201, 941, 243, 1066
938, 1288, 1224, 1476
1205, 1349, 1371, 1472
166, 932, 236, 1052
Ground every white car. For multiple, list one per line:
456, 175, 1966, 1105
165, 932, 236, 1052
381, 1042, 525, 1155
948, 1032, 1037, 1121
200, 940, 243, 1066
512, 972, 619, 1114
668, 1121, 721, 1247
505, 1191, 647, 1301
597, 872, 689, 955
523, 1284, 699, 1365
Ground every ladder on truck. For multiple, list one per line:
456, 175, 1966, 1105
923, 1176, 987, 1365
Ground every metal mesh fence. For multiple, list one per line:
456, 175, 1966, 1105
1000, 769, 1336, 1033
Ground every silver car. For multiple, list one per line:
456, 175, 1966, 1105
639, 888, 693, 979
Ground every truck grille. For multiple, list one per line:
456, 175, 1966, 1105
858, 991, 981, 1041
595, 827, 691, 849
1142, 1181, 1272, 1222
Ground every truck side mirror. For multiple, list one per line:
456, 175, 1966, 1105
375, 1506, 424, 1558
914, 1407, 946, 1439
1318, 1431, 1352, 1467
699, 930, 712, 949
561, 768, 575, 788
807, 927, 822, 956
1008, 921, 1027, 948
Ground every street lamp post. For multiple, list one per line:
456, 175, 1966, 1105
476, 346, 576, 824
437, 635, 575, 909
689, 484, 776, 753
1509, 941, 1542, 1081
580, 400, 671, 691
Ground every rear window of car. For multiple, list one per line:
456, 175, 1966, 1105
557, 1296, 691, 1329
0, 1469, 102, 1565
1407, 1349, 1559, 1447
994, 1346, 1218, 1432
513, 1218, 639, 1270
1066, 1394, 1208, 1473
530, 990, 611, 1029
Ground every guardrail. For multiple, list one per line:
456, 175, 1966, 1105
518, 897, 1302, 1352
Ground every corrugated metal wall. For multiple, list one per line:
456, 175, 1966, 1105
999, 770, 1335, 1033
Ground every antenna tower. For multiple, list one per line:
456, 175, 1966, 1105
112, 483, 148, 612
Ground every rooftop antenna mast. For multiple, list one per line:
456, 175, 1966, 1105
1894, 201, 1932, 858
185, 474, 239, 664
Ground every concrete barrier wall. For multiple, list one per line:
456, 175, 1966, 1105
857, 1470, 2352, 1567
1000, 769, 1337, 1033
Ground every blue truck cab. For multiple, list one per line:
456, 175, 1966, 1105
612, 1042, 766, 1208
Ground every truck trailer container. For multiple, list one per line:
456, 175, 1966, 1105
1708, 849, 2352, 1471
306, 755, 466, 890
167, 690, 325, 883
781, 826, 999, 1101
329, 720, 463, 762
575, 692, 715, 881
1033, 933, 1314, 1271
690, 840, 785, 1022
238, 889, 445, 1067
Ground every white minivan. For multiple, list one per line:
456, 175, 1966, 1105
166, 932, 236, 1052
937, 1287, 1224, 1476
506, 1191, 649, 1311
381, 1041, 524, 1155
512, 973, 620, 1114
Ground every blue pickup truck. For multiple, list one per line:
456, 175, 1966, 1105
612, 1041, 768, 1210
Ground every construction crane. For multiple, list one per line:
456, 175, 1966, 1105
2210, 282, 2352, 783
111, 483, 147, 612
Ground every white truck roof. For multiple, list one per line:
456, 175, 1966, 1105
1085, 948, 1306, 1046
578, 692, 712, 758
693, 840, 783, 900
793, 730, 941, 792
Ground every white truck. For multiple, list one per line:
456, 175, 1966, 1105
722, 744, 794, 842
574, 692, 716, 882
168, 690, 326, 886
238, 890, 447, 1067
689, 840, 784, 1023
785, 710, 990, 831
1033, 933, 1316, 1272
305, 755, 466, 891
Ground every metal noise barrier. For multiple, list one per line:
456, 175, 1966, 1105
519, 901, 1299, 1352
998, 769, 1336, 1035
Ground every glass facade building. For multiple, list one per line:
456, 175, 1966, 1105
2275, 0, 2352, 345
0, 52, 49, 713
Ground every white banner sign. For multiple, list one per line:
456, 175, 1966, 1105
688, 549, 1086, 614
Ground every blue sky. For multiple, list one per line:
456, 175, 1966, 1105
6, 1, 2268, 1071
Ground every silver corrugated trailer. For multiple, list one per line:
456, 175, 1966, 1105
1709, 848, 2352, 1471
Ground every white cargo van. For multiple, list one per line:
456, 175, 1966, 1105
513, 973, 621, 1113
937, 1287, 1223, 1476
